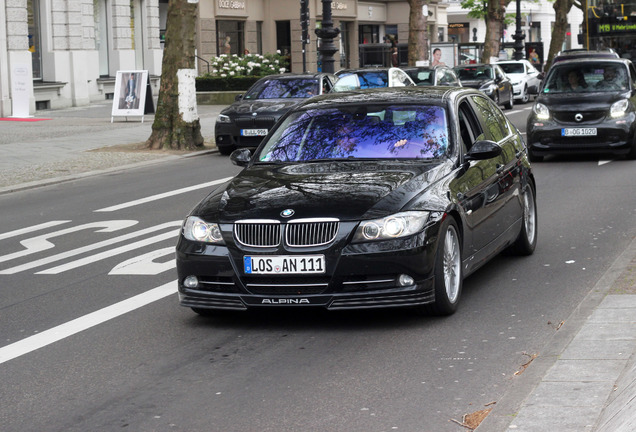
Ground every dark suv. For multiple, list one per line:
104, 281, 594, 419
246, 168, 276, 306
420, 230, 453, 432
526, 58, 636, 161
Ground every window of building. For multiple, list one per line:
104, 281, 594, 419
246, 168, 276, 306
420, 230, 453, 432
359, 25, 379, 44
28, 0, 42, 80
94, 0, 110, 76
217, 20, 244, 56
384, 24, 398, 45
256, 21, 263, 55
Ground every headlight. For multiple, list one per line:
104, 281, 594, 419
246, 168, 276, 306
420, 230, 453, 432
533, 102, 550, 120
183, 216, 225, 244
479, 84, 495, 95
217, 114, 231, 123
512, 80, 521, 86
352, 211, 430, 243
610, 99, 629, 118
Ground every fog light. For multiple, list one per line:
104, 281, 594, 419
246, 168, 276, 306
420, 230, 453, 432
398, 274, 415, 286
184, 276, 199, 288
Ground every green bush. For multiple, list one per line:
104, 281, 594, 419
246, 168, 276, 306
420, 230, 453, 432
195, 76, 261, 92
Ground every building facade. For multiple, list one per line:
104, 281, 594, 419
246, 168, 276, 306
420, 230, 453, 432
2, 0, 592, 117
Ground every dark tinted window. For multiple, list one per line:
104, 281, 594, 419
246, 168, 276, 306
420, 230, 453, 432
543, 63, 629, 93
244, 78, 319, 99
258, 105, 449, 162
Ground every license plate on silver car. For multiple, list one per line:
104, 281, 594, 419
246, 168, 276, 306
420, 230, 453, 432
244, 255, 325, 274
241, 128, 268, 137
562, 128, 597, 137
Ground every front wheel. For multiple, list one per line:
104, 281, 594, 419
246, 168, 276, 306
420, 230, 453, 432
521, 85, 529, 104
504, 89, 514, 110
507, 184, 537, 256
421, 218, 463, 316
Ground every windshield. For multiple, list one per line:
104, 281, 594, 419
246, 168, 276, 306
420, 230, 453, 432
243, 78, 319, 99
499, 63, 524, 74
543, 63, 629, 94
406, 69, 434, 86
333, 71, 389, 92
455, 66, 492, 81
256, 105, 449, 162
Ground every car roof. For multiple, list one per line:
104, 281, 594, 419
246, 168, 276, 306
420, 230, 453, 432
553, 49, 620, 63
257, 73, 334, 80
548, 57, 631, 68
454, 63, 496, 68
293, 86, 479, 109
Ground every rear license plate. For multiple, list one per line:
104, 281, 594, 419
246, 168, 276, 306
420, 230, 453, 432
241, 128, 268, 137
562, 128, 597, 137
244, 255, 326, 274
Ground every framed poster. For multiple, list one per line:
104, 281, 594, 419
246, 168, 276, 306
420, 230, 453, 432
430, 44, 458, 67
111, 70, 148, 121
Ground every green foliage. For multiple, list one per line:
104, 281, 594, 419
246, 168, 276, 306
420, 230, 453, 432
195, 76, 261, 91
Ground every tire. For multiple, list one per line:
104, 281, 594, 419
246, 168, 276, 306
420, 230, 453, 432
421, 218, 463, 316
504, 89, 514, 110
627, 137, 636, 160
493, 92, 500, 107
521, 85, 529, 104
507, 184, 537, 256
527, 147, 543, 162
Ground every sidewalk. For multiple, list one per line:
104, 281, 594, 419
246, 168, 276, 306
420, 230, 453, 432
0, 100, 635, 431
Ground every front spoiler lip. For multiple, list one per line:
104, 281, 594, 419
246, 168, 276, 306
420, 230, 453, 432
178, 278, 435, 311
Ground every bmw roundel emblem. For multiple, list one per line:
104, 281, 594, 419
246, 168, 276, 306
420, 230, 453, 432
281, 209, 295, 218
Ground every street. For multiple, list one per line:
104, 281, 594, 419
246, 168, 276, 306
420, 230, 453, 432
1, 104, 635, 431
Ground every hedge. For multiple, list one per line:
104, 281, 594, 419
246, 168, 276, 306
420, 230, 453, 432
195, 76, 261, 92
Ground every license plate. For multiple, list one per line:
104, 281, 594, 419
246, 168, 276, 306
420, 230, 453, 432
241, 128, 268, 137
244, 255, 325, 274
562, 128, 597, 137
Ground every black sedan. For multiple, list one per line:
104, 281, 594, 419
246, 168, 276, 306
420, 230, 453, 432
454, 63, 514, 110
214, 73, 336, 155
177, 87, 537, 316
526, 58, 636, 161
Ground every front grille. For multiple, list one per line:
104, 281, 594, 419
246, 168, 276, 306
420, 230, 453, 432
234, 221, 281, 247
286, 220, 339, 247
234, 218, 339, 248
243, 276, 331, 295
553, 111, 606, 123
235, 116, 277, 129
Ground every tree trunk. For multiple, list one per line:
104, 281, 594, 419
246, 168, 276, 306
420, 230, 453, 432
146, 0, 204, 151
544, 0, 575, 72
407, 0, 429, 66
481, 0, 509, 63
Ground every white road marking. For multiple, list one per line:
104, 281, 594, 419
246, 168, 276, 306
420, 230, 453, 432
95, 177, 233, 212
0, 221, 181, 275
109, 247, 175, 275
599, 160, 613, 166
0, 221, 70, 241
0, 220, 138, 264
37, 230, 179, 274
0, 281, 177, 365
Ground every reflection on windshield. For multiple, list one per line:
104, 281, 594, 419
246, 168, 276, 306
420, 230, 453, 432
455, 66, 493, 81
543, 64, 629, 94
244, 78, 319, 99
333, 72, 389, 92
257, 105, 449, 162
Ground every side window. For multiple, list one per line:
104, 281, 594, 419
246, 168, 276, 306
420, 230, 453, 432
457, 99, 482, 152
321, 77, 332, 94
629, 63, 636, 87
470, 95, 509, 142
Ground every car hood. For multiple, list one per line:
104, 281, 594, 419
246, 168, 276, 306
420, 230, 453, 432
537, 91, 629, 111
193, 161, 449, 222
460, 79, 494, 88
221, 98, 304, 116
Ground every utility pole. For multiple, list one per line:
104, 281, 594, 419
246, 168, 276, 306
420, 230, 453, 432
314, 0, 340, 73
512, 0, 525, 60
300, 0, 310, 72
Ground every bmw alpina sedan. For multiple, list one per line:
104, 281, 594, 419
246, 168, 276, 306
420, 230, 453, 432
177, 87, 537, 316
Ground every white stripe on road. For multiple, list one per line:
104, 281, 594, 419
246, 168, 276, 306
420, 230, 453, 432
0, 221, 70, 241
0, 281, 177, 365
95, 177, 233, 212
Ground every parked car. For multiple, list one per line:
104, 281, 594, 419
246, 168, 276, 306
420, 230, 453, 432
454, 63, 514, 109
214, 73, 336, 155
176, 87, 537, 317
402, 65, 462, 87
497, 59, 542, 103
332, 67, 415, 92
526, 57, 636, 161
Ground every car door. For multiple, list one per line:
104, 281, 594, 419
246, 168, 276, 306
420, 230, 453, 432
450, 95, 507, 263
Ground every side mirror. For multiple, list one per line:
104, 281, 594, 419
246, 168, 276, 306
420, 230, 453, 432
230, 148, 252, 166
465, 140, 502, 161
234, 94, 243, 101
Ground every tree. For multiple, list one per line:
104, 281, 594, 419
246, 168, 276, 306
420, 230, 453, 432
407, 0, 429, 66
544, 0, 581, 71
146, 0, 204, 151
461, 0, 512, 63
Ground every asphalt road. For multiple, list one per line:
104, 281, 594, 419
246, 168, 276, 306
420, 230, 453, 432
0, 105, 635, 431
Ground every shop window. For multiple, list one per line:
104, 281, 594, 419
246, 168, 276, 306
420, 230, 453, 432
28, 0, 42, 80
359, 25, 379, 44
384, 24, 398, 45
217, 20, 244, 56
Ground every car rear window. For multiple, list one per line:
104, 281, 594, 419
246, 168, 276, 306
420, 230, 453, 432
257, 105, 449, 162
244, 78, 319, 99
455, 66, 493, 80
499, 63, 524, 74
333, 72, 389, 92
